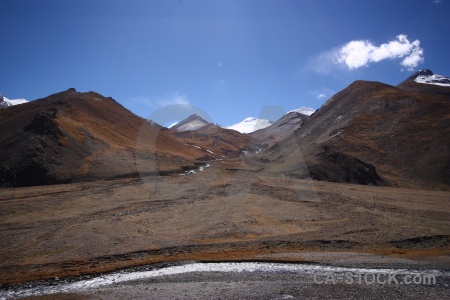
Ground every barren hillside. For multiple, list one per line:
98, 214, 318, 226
0, 89, 207, 186
256, 80, 450, 189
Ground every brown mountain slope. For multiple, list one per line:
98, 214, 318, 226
0, 88, 206, 186
250, 111, 310, 149
167, 123, 260, 159
257, 80, 450, 189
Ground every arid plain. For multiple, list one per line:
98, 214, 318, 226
1, 165, 449, 286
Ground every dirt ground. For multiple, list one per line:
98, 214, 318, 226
1, 164, 449, 285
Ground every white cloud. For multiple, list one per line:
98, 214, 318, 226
126, 96, 155, 107
336, 40, 376, 69
433, 0, 442, 4
307, 87, 336, 101
306, 48, 343, 75
335, 34, 424, 71
401, 46, 424, 69
128, 92, 190, 107
157, 92, 189, 106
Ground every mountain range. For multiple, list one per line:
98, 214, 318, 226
168, 105, 316, 134
0, 69, 449, 189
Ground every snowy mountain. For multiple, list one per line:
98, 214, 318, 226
225, 106, 315, 134
0, 94, 29, 108
413, 69, 450, 87
287, 106, 316, 116
226, 117, 273, 134
169, 114, 210, 131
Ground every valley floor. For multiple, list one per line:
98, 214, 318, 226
0, 165, 449, 294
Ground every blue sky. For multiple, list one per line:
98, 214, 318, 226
1, 0, 449, 126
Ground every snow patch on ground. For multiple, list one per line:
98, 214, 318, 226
179, 164, 211, 176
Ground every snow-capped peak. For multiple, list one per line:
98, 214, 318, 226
226, 117, 273, 134
169, 114, 210, 131
287, 106, 316, 116
413, 69, 450, 87
0, 94, 29, 108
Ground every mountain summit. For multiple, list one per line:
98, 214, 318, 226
226, 117, 273, 134
170, 114, 210, 131
0, 94, 29, 108
287, 106, 315, 116
402, 69, 450, 87
227, 106, 315, 134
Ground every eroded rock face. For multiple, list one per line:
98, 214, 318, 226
24, 109, 63, 137
322, 150, 382, 185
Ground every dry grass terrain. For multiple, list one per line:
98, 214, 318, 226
1, 165, 449, 285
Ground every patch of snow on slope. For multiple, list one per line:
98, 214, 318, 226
414, 73, 450, 87
226, 117, 273, 133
